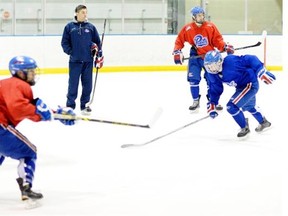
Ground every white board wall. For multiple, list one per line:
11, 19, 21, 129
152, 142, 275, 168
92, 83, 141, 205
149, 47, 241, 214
0, 34, 282, 72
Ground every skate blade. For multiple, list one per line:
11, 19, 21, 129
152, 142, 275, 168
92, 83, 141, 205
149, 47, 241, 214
23, 198, 42, 209
237, 132, 250, 140
255, 125, 272, 133
189, 108, 200, 114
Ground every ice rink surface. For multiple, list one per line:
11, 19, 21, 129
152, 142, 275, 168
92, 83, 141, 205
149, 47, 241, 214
0, 71, 286, 216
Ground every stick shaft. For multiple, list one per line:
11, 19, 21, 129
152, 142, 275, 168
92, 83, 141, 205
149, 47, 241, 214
53, 113, 150, 128
86, 19, 107, 107
79, 117, 150, 128
121, 115, 209, 148
183, 42, 262, 61
86, 67, 99, 107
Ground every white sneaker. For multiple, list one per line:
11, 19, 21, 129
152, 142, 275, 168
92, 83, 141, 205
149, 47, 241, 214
81, 106, 92, 116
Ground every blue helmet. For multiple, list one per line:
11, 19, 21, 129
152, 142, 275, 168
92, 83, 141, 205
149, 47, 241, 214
190, 6, 205, 19
9, 56, 37, 76
204, 50, 223, 74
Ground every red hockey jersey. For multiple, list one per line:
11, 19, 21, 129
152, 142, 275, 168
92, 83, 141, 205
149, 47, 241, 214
174, 21, 226, 56
0, 77, 41, 127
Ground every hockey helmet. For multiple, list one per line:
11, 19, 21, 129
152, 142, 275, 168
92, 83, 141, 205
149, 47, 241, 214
190, 6, 205, 19
204, 50, 223, 74
9, 56, 38, 85
9, 56, 37, 76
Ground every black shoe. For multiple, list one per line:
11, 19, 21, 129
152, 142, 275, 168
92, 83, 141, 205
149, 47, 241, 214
237, 118, 250, 137
81, 106, 92, 115
16, 178, 43, 200
255, 117, 271, 132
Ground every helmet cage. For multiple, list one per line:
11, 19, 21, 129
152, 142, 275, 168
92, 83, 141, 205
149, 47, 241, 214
204, 61, 223, 74
204, 50, 223, 74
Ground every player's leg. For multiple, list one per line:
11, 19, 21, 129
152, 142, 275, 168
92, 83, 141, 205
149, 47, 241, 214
226, 84, 258, 137
1, 125, 43, 200
80, 61, 93, 115
187, 58, 202, 111
226, 101, 250, 137
66, 61, 82, 110
243, 97, 271, 132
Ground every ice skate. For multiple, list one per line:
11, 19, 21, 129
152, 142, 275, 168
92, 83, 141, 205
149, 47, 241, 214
189, 95, 201, 112
81, 106, 92, 116
16, 178, 43, 201
255, 117, 271, 132
215, 104, 223, 111
189, 99, 200, 111
237, 118, 250, 137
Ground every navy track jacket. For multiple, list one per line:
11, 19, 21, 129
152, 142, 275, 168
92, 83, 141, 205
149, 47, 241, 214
61, 20, 102, 62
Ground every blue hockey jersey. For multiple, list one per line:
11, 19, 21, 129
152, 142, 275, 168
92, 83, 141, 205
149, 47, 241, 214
207, 54, 264, 105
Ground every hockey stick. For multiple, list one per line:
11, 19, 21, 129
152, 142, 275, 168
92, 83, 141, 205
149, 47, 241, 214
262, 30, 267, 66
183, 41, 262, 61
86, 19, 107, 108
53, 107, 162, 129
121, 115, 209, 148
233, 41, 262, 51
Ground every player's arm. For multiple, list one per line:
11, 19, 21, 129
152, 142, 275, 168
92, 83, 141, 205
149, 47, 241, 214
243, 55, 276, 84
209, 24, 234, 54
207, 74, 223, 104
61, 25, 72, 55
172, 26, 188, 64
206, 73, 223, 118
92, 25, 102, 51
173, 25, 188, 51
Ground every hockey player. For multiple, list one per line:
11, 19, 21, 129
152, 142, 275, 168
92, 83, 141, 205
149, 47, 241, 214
0, 56, 76, 202
203, 50, 276, 137
173, 6, 234, 112
61, 4, 104, 115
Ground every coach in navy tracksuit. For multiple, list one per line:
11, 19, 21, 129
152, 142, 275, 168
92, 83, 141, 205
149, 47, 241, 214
61, 4, 103, 115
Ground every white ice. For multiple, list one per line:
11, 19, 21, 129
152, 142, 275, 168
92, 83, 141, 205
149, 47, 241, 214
0, 71, 286, 216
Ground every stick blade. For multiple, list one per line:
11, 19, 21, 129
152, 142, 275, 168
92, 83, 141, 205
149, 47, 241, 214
121, 144, 138, 148
121, 142, 148, 148
148, 107, 163, 128
255, 41, 262, 46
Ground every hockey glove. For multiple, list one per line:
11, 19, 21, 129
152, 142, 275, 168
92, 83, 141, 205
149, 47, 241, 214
173, 50, 183, 65
55, 106, 76, 126
224, 44, 234, 55
91, 42, 98, 57
95, 56, 104, 69
207, 102, 218, 119
35, 98, 53, 121
94, 50, 104, 69
257, 68, 276, 84
97, 49, 103, 58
